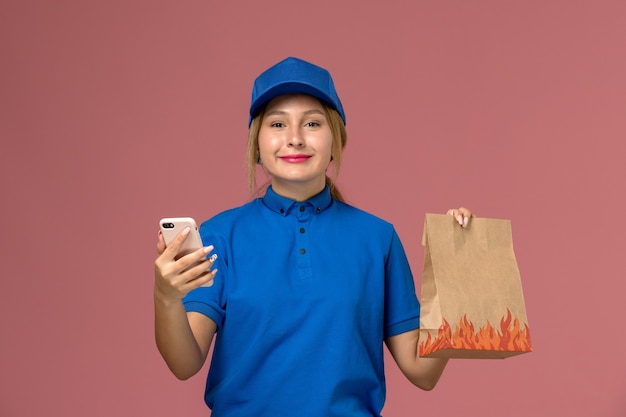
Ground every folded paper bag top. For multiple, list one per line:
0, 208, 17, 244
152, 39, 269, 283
418, 214, 532, 359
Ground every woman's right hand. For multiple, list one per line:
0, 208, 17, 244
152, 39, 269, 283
154, 228, 218, 303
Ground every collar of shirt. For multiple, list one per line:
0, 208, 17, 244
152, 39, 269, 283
262, 185, 333, 216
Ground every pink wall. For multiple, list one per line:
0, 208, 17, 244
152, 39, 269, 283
1, 1, 625, 416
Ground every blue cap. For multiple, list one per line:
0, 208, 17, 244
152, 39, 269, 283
249, 57, 346, 126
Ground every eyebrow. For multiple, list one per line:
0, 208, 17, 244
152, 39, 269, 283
265, 109, 326, 117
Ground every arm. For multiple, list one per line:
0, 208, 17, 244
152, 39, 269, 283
385, 329, 448, 391
154, 227, 218, 380
154, 299, 217, 380
386, 207, 473, 390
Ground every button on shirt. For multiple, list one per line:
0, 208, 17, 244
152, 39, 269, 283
183, 185, 420, 417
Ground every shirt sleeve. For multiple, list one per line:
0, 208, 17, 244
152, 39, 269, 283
383, 228, 421, 338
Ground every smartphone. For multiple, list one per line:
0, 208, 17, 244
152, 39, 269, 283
159, 217, 203, 259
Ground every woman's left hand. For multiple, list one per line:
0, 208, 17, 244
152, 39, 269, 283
446, 207, 473, 228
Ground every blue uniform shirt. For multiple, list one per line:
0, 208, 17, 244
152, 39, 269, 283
183, 185, 420, 417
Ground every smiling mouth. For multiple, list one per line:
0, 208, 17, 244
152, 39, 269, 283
280, 155, 311, 163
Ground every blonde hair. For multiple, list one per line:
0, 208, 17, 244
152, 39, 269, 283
247, 101, 347, 202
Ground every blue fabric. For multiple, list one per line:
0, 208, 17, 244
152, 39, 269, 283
183, 186, 420, 417
249, 57, 346, 126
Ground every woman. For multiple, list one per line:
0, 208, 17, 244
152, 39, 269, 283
154, 57, 472, 416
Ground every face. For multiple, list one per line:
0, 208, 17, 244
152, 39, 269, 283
258, 94, 333, 200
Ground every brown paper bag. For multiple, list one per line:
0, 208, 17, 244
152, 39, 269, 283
418, 214, 532, 359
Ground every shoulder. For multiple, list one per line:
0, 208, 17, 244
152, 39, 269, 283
334, 200, 392, 225
331, 200, 396, 235
199, 199, 261, 233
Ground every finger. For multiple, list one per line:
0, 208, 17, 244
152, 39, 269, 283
200, 268, 218, 287
157, 230, 166, 255
451, 209, 464, 226
457, 207, 472, 218
457, 207, 474, 228
181, 252, 219, 286
446, 208, 471, 228
186, 268, 218, 289
175, 246, 217, 284
163, 227, 192, 258
177, 245, 215, 271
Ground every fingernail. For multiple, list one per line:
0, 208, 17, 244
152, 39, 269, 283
203, 245, 214, 254
182, 227, 191, 236
209, 254, 218, 263
456, 215, 463, 225
463, 216, 469, 227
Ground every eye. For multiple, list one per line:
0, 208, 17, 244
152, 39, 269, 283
304, 121, 320, 127
270, 122, 285, 128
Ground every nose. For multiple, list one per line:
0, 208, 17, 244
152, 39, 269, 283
287, 125, 304, 147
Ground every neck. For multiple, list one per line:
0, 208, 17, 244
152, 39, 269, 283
271, 178, 326, 202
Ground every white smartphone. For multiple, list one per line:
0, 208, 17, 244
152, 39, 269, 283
159, 217, 203, 259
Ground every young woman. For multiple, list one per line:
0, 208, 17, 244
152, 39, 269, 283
154, 57, 472, 416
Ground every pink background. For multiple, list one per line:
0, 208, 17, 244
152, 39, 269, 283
1, 1, 625, 416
